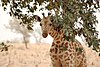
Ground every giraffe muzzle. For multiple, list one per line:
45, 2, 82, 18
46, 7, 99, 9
42, 33, 48, 38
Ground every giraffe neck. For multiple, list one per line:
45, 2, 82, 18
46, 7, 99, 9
49, 26, 65, 44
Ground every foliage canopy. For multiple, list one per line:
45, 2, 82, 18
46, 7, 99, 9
1, 0, 100, 53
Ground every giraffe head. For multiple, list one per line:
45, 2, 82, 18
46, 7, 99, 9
34, 13, 53, 38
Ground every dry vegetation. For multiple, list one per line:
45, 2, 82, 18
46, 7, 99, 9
0, 43, 100, 67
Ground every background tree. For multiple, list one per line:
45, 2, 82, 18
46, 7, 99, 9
32, 23, 43, 44
7, 17, 43, 45
6, 17, 33, 48
1, 0, 100, 53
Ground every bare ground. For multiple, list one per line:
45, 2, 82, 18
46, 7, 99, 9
0, 43, 100, 67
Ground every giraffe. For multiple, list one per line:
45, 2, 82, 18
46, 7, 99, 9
34, 13, 87, 67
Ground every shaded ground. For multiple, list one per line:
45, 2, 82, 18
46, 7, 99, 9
0, 43, 100, 67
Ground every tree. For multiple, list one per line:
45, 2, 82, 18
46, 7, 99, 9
7, 17, 33, 48
1, 0, 100, 53
33, 23, 43, 44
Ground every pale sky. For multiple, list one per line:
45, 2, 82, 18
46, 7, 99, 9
0, 6, 19, 41
0, 4, 53, 44
0, 2, 100, 44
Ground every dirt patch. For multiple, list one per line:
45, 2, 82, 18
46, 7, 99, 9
0, 43, 100, 67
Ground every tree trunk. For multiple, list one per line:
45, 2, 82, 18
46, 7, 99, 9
23, 36, 28, 49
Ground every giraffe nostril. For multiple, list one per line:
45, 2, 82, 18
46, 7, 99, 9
42, 33, 48, 38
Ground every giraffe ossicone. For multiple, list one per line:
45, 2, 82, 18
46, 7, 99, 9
34, 13, 87, 67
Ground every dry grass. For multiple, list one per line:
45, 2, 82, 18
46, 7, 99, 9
0, 43, 100, 67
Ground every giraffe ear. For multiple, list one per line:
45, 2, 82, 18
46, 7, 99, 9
50, 15, 54, 22
34, 15, 41, 22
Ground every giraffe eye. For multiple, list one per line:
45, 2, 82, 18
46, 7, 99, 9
51, 19, 53, 22
49, 23, 52, 26
40, 23, 42, 26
